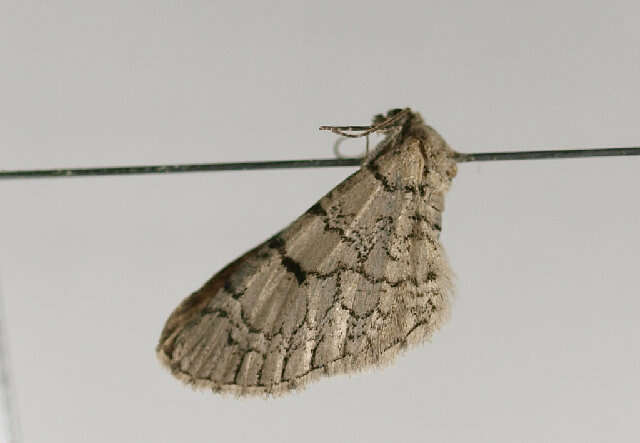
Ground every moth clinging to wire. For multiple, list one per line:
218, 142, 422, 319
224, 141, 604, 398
157, 108, 459, 396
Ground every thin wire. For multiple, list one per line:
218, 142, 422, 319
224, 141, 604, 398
1, 146, 640, 180
0, 158, 362, 180
453, 146, 640, 162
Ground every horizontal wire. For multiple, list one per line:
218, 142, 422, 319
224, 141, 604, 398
0, 158, 362, 180
1, 146, 639, 180
453, 146, 640, 162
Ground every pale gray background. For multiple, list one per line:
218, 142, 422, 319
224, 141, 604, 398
1, 1, 639, 442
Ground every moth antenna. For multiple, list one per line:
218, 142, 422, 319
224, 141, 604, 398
319, 108, 411, 138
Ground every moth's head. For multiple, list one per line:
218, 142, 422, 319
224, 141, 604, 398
370, 108, 419, 133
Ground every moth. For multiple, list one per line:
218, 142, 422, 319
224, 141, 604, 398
157, 108, 459, 395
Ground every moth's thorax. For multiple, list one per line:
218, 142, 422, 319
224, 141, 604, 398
364, 110, 458, 191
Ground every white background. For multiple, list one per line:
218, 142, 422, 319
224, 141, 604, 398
1, 1, 639, 442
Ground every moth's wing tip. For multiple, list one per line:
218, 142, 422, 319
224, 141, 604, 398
155, 346, 232, 395
155, 346, 197, 389
155, 346, 285, 398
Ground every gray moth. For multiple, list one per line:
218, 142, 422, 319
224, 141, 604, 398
157, 108, 459, 396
